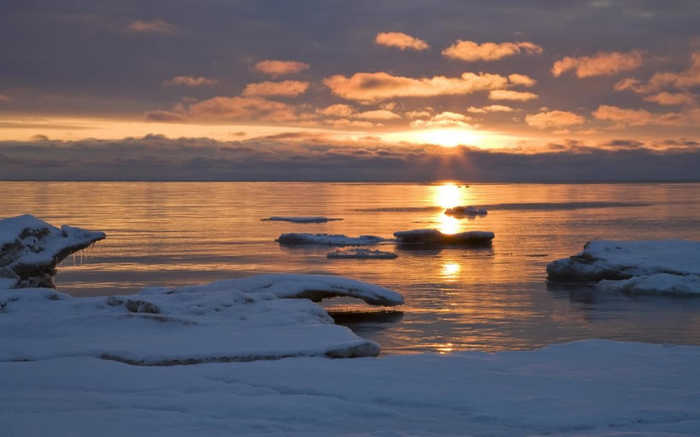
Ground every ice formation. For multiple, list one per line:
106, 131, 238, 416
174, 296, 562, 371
547, 240, 700, 295
0, 214, 105, 288
277, 233, 384, 246
0, 274, 403, 365
444, 206, 488, 216
327, 248, 398, 259
394, 229, 494, 247
262, 216, 343, 223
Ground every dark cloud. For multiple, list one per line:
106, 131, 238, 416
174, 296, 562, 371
1, 135, 699, 182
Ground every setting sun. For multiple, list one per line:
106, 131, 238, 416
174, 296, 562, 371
415, 128, 480, 147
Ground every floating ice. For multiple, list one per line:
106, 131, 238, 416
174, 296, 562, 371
444, 206, 488, 216
277, 233, 384, 246
327, 248, 398, 259
547, 240, 700, 295
394, 229, 494, 247
0, 274, 403, 365
0, 214, 105, 288
262, 216, 343, 223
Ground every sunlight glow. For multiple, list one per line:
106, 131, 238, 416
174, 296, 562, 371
414, 128, 480, 148
434, 183, 462, 209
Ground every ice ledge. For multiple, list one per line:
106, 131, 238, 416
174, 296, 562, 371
547, 240, 700, 296
0, 214, 105, 288
0, 274, 403, 364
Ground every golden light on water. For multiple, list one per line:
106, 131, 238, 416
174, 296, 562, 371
441, 262, 461, 278
433, 183, 470, 234
434, 183, 462, 209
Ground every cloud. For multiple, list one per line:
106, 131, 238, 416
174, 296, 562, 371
375, 32, 429, 51
126, 19, 176, 34
467, 105, 515, 113
442, 40, 542, 62
317, 104, 354, 117
552, 50, 643, 78
525, 110, 585, 129
643, 92, 695, 106
615, 52, 700, 94
2, 136, 699, 182
162, 76, 218, 87
507, 74, 536, 87
354, 110, 402, 120
323, 71, 508, 102
592, 105, 685, 126
241, 80, 310, 97
188, 96, 298, 122
144, 110, 186, 122
409, 111, 472, 129
488, 90, 538, 101
0, 94, 10, 103
254, 60, 310, 76
405, 110, 433, 119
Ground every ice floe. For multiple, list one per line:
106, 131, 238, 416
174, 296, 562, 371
547, 240, 700, 295
0, 274, 402, 365
327, 248, 398, 259
262, 216, 343, 223
394, 229, 494, 247
277, 233, 384, 246
444, 205, 488, 216
0, 214, 105, 288
3, 340, 700, 436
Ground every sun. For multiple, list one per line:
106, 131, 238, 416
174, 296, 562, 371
413, 128, 481, 148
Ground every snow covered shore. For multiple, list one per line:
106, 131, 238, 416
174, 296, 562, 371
3, 340, 700, 436
0, 214, 105, 289
548, 240, 700, 295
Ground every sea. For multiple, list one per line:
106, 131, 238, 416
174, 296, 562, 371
3, 181, 700, 354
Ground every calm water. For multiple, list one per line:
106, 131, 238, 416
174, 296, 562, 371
3, 181, 700, 354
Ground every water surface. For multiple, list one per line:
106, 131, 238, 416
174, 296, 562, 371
3, 181, 700, 353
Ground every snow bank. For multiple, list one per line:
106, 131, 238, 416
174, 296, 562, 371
277, 233, 384, 246
0, 214, 105, 288
327, 248, 398, 259
262, 216, 343, 223
0, 274, 403, 365
3, 340, 700, 436
547, 240, 700, 296
444, 205, 488, 216
394, 229, 494, 247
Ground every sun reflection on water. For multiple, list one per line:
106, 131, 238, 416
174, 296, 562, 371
441, 262, 461, 278
432, 183, 471, 235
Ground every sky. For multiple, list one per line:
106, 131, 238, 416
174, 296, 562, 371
1, 0, 700, 181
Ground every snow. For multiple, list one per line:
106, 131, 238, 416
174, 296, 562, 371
327, 248, 398, 259
547, 240, 700, 295
3, 340, 700, 436
262, 216, 343, 223
394, 229, 494, 246
276, 233, 384, 246
444, 205, 488, 216
0, 214, 105, 288
0, 274, 402, 365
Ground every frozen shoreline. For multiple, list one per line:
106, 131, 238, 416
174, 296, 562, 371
3, 340, 700, 436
